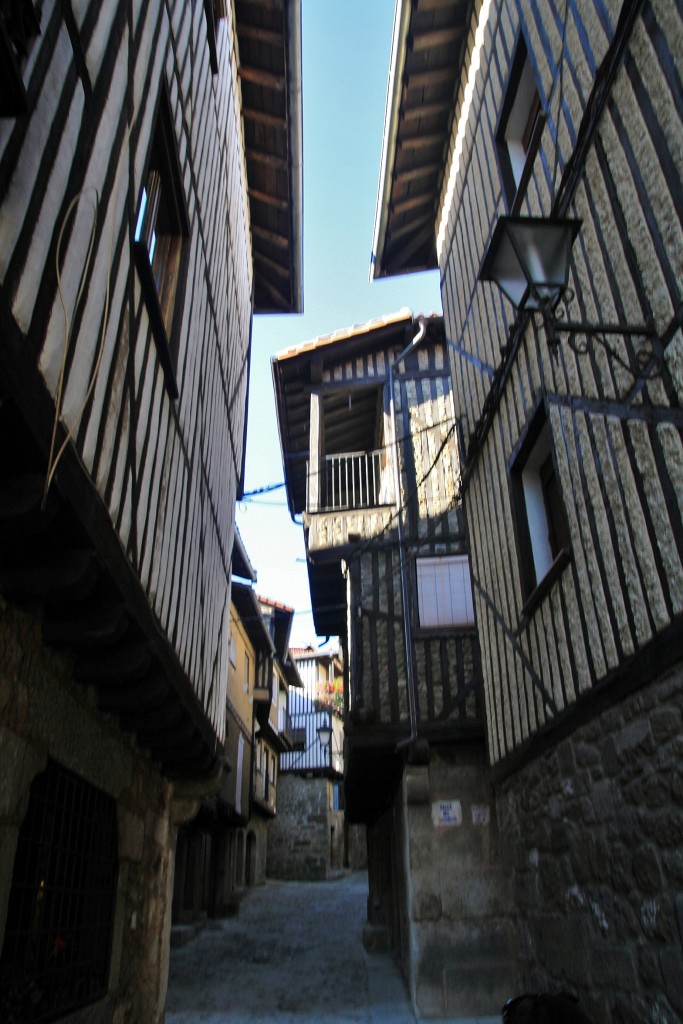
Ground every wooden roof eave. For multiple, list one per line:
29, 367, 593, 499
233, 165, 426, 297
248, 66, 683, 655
237, 0, 303, 315
370, 0, 474, 281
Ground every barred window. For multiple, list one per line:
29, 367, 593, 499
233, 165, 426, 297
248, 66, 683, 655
0, 761, 118, 1023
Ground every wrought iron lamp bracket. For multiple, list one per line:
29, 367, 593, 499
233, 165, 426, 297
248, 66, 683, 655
536, 295, 661, 380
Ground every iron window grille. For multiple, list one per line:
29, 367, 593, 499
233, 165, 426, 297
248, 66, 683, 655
0, 761, 118, 1023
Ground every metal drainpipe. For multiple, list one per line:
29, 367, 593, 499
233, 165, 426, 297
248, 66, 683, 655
389, 315, 428, 751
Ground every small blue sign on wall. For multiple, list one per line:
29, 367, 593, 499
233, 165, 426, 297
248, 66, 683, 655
432, 800, 463, 828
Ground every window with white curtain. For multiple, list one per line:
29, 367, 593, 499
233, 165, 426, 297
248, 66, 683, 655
416, 555, 475, 628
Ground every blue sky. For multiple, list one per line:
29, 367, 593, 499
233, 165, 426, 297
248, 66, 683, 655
236, 0, 442, 645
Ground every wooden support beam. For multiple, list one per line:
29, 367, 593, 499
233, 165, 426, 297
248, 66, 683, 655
391, 191, 434, 216
394, 162, 439, 185
75, 642, 152, 685
255, 273, 290, 311
97, 673, 170, 712
248, 186, 289, 210
386, 210, 433, 242
254, 248, 290, 280
242, 106, 286, 130
405, 66, 455, 89
246, 147, 288, 170
411, 25, 463, 51
0, 549, 98, 602
43, 601, 128, 649
252, 222, 290, 250
0, 472, 60, 535
398, 132, 445, 150
239, 65, 285, 90
235, 24, 283, 47
402, 99, 452, 121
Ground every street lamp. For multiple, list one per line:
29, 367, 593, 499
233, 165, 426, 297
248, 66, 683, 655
479, 215, 657, 367
317, 719, 332, 750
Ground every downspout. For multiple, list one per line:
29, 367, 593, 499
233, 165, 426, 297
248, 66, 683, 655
389, 315, 428, 751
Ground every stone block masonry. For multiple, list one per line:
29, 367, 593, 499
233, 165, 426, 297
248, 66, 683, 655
497, 664, 683, 1024
267, 775, 344, 881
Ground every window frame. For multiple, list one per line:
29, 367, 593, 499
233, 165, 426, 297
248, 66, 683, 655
414, 553, 476, 633
509, 400, 571, 613
133, 81, 190, 400
495, 32, 546, 213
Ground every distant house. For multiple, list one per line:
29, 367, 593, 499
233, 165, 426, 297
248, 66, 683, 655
268, 646, 345, 880
0, 2, 301, 1021
370, 0, 682, 1021
173, 537, 301, 925
272, 310, 511, 1010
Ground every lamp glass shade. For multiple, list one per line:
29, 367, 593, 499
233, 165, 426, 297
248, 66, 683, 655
480, 216, 581, 312
317, 723, 332, 748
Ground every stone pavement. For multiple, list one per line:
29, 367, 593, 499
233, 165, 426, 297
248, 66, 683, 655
164, 872, 501, 1024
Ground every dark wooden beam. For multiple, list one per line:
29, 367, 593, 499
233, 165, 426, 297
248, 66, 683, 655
386, 210, 433, 242
239, 65, 285, 91
235, 24, 283, 47
405, 66, 455, 89
256, 274, 290, 311
0, 472, 59, 535
387, 220, 436, 269
251, 222, 290, 250
0, 549, 98, 602
254, 248, 290, 280
394, 162, 439, 185
248, 186, 289, 210
412, 25, 464, 51
398, 132, 445, 150
391, 191, 434, 216
402, 100, 452, 121
74, 642, 153, 685
246, 147, 288, 170
43, 601, 128, 649
242, 106, 286, 130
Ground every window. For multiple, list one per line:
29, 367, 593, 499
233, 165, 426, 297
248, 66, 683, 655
229, 631, 236, 667
511, 404, 571, 602
496, 35, 545, 211
416, 555, 475, 629
243, 651, 250, 693
0, 761, 118, 1023
134, 83, 189, 399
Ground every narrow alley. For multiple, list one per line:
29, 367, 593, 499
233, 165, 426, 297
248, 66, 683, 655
164, 873, 500, 1024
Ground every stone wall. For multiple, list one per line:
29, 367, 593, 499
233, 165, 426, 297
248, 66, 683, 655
267, 775, 343, 881
0, 598, 179, 1023
497, 666, 683, 1024
401, 744, 517, 1019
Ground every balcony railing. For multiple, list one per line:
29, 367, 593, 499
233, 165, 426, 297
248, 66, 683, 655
309, 449, 392, 512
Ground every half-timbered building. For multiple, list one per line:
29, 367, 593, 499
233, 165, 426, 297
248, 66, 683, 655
372, 0, 682, 1020
273, 309, 515, 1014
268, 645, 346, 880
0, 0, 302, 1020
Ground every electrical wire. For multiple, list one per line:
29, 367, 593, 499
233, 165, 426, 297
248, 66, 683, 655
43, 128, 129, 506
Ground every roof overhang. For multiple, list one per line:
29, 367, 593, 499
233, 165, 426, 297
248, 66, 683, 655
231, 581, 275, 655
370, 0, 474, 280
235, 0, 303, 313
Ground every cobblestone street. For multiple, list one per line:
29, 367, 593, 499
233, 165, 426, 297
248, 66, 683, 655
164, 873, 500, 1024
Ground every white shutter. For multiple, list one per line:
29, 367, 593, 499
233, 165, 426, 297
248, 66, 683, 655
416, 556, 474, 628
